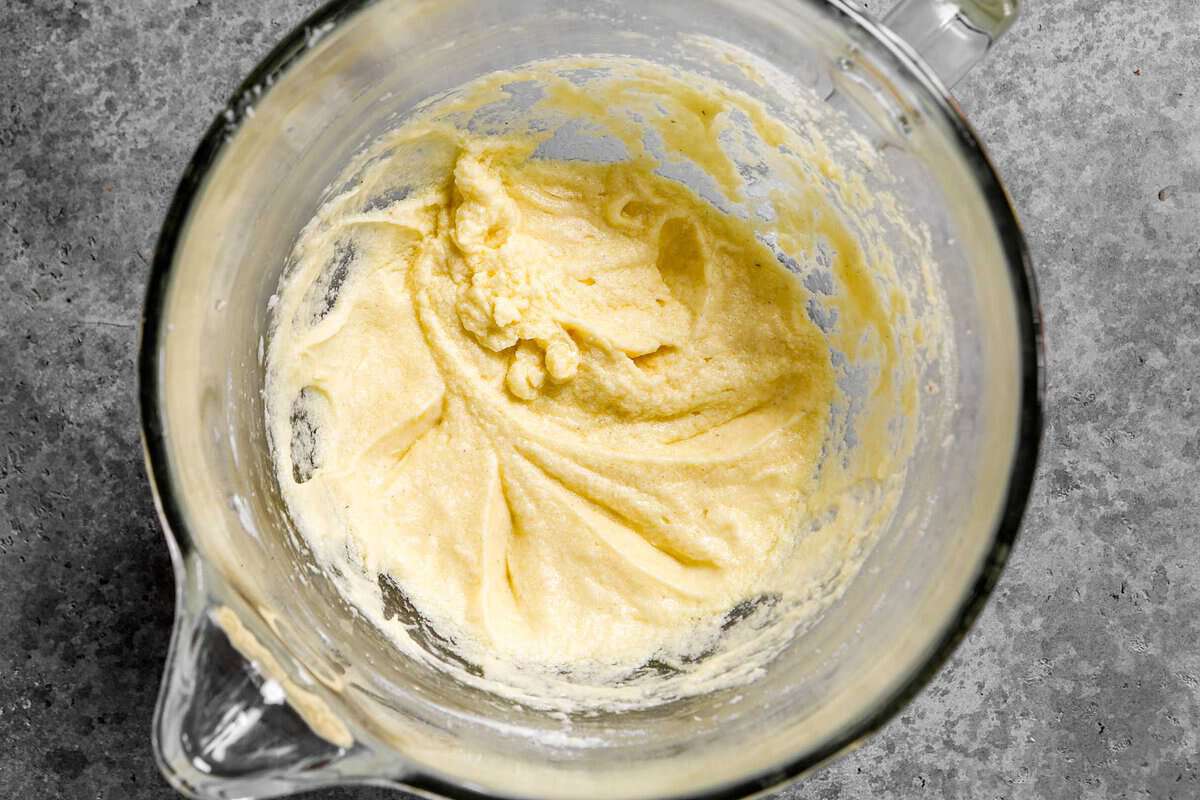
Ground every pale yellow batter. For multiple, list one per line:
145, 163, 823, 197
267, 57, 924, 701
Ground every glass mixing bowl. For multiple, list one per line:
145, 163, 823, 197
138, 1, 1042, 798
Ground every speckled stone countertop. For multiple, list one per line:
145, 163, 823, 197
2, 1, 1198, 798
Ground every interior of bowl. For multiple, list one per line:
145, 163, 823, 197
142, 1, 1039, 798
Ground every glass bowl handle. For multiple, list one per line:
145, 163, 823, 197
882, 0, 1020, 87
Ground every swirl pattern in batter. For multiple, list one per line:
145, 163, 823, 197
267, 57, 919, 700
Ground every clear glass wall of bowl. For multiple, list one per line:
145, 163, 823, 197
140, 1, 1039, 798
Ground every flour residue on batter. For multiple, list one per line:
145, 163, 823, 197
266, 57, 931, 708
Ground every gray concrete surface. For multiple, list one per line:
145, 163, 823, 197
1, 0, 1197, 798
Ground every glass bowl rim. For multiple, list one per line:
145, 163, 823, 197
137, 1, 1044, 798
